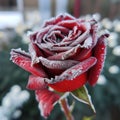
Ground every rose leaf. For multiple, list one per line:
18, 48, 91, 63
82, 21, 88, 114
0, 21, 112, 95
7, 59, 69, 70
71, 86, 96, 113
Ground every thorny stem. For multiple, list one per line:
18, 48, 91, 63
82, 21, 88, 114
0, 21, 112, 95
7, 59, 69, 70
59, 98, 74, 120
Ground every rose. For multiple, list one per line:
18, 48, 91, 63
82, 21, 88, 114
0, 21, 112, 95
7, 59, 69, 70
10, 13, 109, 118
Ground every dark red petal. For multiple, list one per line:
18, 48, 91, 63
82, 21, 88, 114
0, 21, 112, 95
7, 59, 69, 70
39, 57, 79, 70
57, 20, 80, 29
10, 49, 47, 77
70, 23, 91, 47
27, 75, 47, 90
48, 45, 81, 60
43, 13, 75, 28
29, 43, 43, 57
49, 73, 87, 92
48, 25, 69, 35
48, 57, 97, 92
29, 31, 38, 42
37, 43, 55, 56
63, 13, 75, 20
29, 43, 43, 64
48, 46, 72, 52
35, 89, 60, 118
36, 25, 52, 43
55, 57, 97, 82
88, 34, 109, 86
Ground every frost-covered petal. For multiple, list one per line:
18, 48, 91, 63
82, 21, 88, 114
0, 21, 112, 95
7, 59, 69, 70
29, 43, 43, 64
39, 56, 79, 70
27, 75, 47, 90
88, 34, 109, 86
48, 45, 81, 60
10, 49, 47, 77
43, 13, 75, 27
46, 57, 97, 83
35, 89, 60, 118
70, 23, 91, 46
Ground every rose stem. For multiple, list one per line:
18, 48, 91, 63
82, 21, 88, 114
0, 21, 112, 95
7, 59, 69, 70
59, 98, 74, 120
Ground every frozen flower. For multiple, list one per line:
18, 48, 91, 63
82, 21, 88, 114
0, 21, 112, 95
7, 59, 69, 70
10, 13, 109, 118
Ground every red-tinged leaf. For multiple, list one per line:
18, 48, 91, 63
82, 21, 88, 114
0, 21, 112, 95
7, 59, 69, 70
71, 86, 96, 113
27, 75, 47, 90
88, 34, 109, 86
10, 49, 47, 77
35, 89, 60, 118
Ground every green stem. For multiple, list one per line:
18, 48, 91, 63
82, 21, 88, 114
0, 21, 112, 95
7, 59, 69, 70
59, 98, 74, 120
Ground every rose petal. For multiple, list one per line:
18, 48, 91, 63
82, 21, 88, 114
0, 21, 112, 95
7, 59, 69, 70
49, 46, 72, 52
27, 75, 47, 90
36, 25, 52, 43
48, 25, 69, 35
46, 57, 97, 83
70, 23, 91, 46
35, 89, 60, 118
29, 43, 43, 64
29, 31, 38, 42
43, 13, 75, 27
39, 57, 79, 70
10, 49, 47, 77
88, 34, 109, 86
57, 20, 80, 29
48, 73, 87, 92
37, 43, 55, 56
76, 24, 99, 61
48, 45, 81, 60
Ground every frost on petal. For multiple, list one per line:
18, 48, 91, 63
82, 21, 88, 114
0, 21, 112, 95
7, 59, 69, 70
39, 57, 79, 70
88, 34, 109, 86
48, 45, 81, 60
27, 75, 47, 90
29, 43, 44, 65
35, 89, 60, 118
43, 13, 75, 28
70, 23, 91, 46
47, 57, 97, 84
56, 57, 97, 81
10, 49, 47, 77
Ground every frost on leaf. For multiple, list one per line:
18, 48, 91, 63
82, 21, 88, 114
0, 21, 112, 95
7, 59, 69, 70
71, 86, 96, 113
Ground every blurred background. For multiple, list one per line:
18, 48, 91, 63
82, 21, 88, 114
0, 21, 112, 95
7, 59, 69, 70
0, 0, 120, 120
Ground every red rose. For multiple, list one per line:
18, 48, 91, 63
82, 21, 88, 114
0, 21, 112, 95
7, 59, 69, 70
10, 13, 109, 118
